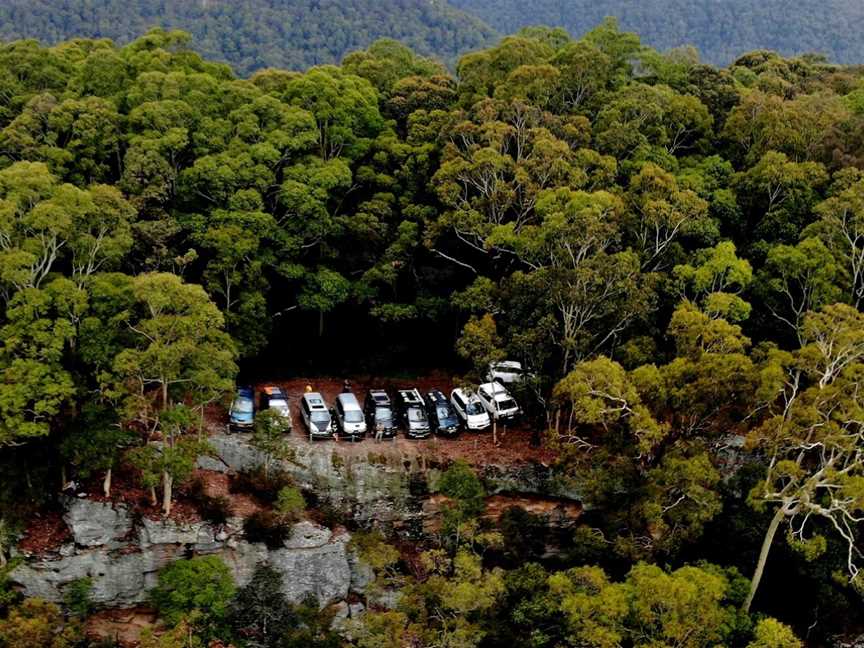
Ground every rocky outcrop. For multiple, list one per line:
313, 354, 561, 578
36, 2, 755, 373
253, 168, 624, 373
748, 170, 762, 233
12, 505, 353, 610
64, 498, 132, 548
200, 433, 583, 532
270, 522, 351, 604
15, 433, 582, 613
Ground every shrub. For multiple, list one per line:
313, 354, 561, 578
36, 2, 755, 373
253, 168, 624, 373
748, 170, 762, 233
187, 478, 231, 525
243, 511, 292, 549
231, 467, 294, 503
274, 486, 306, 523
499, 506, 547, 562
436, 460, 486, 535
227, 566, 341, 648
62, 577, 94, 618
0, 598, 83, 648
437, 460, 486, 518
149, 556, 235, 637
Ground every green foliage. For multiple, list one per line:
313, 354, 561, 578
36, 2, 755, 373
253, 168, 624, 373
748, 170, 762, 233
0, 21, 861, 644
450, 1, 864, 66
0, 598, 83, 648
0, 4, 496, 77
228, 565, 341, 648
436, 460, 486, 535
61, 577, 93, 618
251, 409, 294, 477
274, 486, 306, 523
747, 618, 803, 648
149, 555, 235, 638
550, 562, 757, 648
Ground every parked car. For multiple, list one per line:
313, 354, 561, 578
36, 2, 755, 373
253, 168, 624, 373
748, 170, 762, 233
487, 360, 529, 385
229, 386, 255, 431
477, 382, 520, 421
395, 388, 431, 439
300, 391, 334, 440
450, 388, 491, 431
335, 392, 367, 441
259, 386, 292, 430
424, 389, 461, 436
364, 390, 398, 439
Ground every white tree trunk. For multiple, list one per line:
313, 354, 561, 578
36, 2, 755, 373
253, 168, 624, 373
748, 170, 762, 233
744, 506, 786, 613
103, 467, 112, 498
162, 471, 173, 516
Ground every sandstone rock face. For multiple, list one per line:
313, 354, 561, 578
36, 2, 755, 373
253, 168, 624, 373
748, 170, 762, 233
12, 501, 353, 610
15, 434, 582, 614
63, 498, 132, 548
201, 432, 583, 530
270, 524, 351, 604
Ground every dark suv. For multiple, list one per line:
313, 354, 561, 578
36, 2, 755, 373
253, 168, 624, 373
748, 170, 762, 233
424, 389, 460, 436
395, 388, 431, 439
364, 390, 398, 439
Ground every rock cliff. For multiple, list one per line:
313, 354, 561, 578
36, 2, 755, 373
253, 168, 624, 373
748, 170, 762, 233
12, 432, 581, 611
12, 498, 360, 609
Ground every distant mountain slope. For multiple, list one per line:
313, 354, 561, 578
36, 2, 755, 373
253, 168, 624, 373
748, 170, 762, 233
449, 0, 864, 65
0, 0, 497, 75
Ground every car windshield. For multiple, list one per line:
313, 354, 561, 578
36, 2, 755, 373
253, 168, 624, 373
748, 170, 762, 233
233, 398, 253, 413
311, 411, 330, 423
270, 399, 289, 410
497, 399, 517, 411
408, 407, 427, 422
436, 405, 454, 419
345, 410, 364, 423
375, 407, 393, 422
466, 400, 484, 416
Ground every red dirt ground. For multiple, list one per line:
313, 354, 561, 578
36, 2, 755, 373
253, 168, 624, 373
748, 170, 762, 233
17, 509, 71, 554
85, 607, 159, 647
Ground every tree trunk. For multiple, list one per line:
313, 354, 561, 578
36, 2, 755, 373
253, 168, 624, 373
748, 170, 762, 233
492, 417, 498, 446
162, 471, 173, 516
318, 310, 324, 337
149, 485, 157, 506
61, 465, 68, 491
103, 468, 112, 498
744, 505, 786, 613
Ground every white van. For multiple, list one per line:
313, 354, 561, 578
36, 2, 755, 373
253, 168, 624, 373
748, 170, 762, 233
477, 382, 520, 421
335, 392, 367, 441
301, 392, 334, 440
450, 388, 491, 431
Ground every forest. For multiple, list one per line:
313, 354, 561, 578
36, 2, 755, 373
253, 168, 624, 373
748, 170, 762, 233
0, 18, 863, 648
0, 0, 496, 75
450, 0, 864, 65
3, 0, 864, 73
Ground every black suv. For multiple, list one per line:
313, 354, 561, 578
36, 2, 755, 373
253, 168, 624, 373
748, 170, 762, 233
424, 389, 461, 436
395, 388, 431, 439
364, 390, 398, 439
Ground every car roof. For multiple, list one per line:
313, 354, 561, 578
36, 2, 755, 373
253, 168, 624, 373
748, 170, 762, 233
369, 390, 391, 404
236, 387, 254, 399
479, 382, 509, 394
398, 389, 423, 404
426, 389, 447, 402
337, 392, 361, 409
452, 387, 478, 399
302, 392, 328, 410
491, 360, 523, 370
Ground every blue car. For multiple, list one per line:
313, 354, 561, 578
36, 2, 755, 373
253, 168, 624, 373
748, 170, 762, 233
229, 386, 255, 431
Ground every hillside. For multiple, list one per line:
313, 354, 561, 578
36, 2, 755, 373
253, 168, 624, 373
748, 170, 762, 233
0, 0, 497, 75
450, 0, 864, 64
